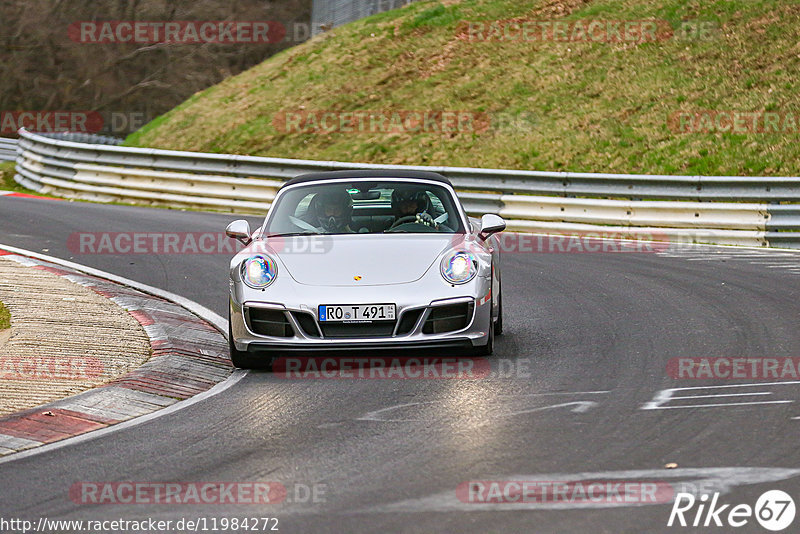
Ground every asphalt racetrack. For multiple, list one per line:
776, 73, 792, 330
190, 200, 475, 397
2, 195, 800, 533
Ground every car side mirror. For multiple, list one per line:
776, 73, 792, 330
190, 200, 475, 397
226, 220, 252, 245
479, 214, 506, 240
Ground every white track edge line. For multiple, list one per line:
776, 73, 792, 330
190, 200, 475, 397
0, 243, 247, 465
0, 370, 247, 465
0, 242, 226, 332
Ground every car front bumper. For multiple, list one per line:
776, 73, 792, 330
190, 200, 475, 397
229, 282, 492, 356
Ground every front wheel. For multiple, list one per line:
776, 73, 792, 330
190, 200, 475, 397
494, 287, 503, 336
228, 313, 271, 369
476, 326, 494, 356
473, 305, 495, 356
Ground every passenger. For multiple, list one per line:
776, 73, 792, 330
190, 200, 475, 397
310, 189, 355, 233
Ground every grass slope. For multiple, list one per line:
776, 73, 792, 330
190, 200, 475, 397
0, 162, 36, 195
0, 301, 9, 330
127, 0, 800, 176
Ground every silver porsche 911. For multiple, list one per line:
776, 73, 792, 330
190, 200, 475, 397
224, 170, 506, 369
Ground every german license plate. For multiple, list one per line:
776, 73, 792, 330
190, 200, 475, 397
319, 304, 396, 322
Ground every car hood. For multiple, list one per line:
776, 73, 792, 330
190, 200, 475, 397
259, 234, 457, 286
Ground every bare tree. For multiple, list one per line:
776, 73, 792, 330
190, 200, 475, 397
0, 0, 311, 135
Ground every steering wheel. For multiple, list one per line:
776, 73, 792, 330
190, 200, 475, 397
388, 215, 418, 230
386, 215, 442, 233
387, 222, 440, 233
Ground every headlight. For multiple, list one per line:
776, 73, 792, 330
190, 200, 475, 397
241, 255, 278, 289
440, 251, 477, 285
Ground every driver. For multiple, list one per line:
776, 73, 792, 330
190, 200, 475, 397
310, 189, 354, 233
391, 186, 439, 229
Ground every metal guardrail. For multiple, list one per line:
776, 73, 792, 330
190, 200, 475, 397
36, 132, 124, 146
13, 128, 800, 248
312, 0, 417, 35
0, 138, 17, 162
2, 134, 120, 162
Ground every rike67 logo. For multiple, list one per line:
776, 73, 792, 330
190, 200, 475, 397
668, 490, 796, 531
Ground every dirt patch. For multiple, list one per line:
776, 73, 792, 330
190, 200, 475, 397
0, 257, 151, 417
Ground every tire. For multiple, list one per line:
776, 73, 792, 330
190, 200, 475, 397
478, 323, 494, 356
473, 304, 495, 356
494, 285, 503, 336
228, 312, 271, 370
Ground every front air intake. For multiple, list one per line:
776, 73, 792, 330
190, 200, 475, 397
423, 301, 474, 334
246, 307, 294, 337
319, 322, 396, 338
291, 311, 322, 338
395, 308, 424, 335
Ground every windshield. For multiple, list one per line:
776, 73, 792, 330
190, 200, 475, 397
262, 179, 465, 236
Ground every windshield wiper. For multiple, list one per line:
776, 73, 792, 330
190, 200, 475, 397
264, 231, 319, 238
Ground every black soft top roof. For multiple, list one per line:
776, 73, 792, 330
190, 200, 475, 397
281, 170, 453, 189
